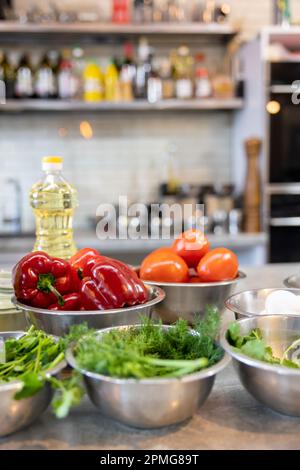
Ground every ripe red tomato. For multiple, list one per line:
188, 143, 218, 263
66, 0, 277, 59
172, 229, 210, 268
189, 276, 203, 284
197, 248, 239, 282
140, 248, 189, 283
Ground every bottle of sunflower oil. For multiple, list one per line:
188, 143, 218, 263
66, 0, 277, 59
30, 156, 77, 260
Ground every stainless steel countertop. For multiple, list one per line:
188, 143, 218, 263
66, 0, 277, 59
1, 263, 299, 450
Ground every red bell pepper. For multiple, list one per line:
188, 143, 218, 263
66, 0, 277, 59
49, 293, 82, 311
80, 256, 148, 310
70, 247, 101, 278
13, 251, 79, 309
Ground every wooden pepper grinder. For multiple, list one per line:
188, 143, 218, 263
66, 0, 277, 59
243, 137, 262, 233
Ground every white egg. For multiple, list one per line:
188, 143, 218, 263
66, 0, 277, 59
265, 290, 298, 315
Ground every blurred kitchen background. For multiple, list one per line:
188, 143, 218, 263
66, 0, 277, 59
0, 0, 300, 266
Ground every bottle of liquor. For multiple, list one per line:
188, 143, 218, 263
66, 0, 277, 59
35, 52, 56, 99
120, 43, 136, 101
0, 51, 15, 99
174, 46, 194, 100
57, 50, 75, 100
135, 37, 151, 99
147, 54, 162, 104
15, 54, 33, 99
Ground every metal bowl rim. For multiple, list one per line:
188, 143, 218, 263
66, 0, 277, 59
141, 270, 246, 288
0, 330, 66, 392
284, 274, 300, 289
220, 314, 300, 376
225, 287, 300, 318
11, 285, 165, 317
66, 324, 231, 385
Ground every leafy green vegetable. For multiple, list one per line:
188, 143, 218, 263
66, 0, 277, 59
49, 372, 84, 419
227, 322, 300, 368
74, 307, 223, 379
0, 325, 83, 418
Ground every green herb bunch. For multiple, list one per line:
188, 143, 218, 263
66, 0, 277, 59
0, 325, 84, 417
74, 306, 223, 379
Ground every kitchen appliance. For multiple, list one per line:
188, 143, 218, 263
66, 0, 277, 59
269, 194, 300, 263
267, 61, 300, 262
269, 62, 300, 184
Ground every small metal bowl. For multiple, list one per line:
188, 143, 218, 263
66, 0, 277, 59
284, 274, 300, 289
226, 288, 300, 319
66, 325, 230, 429
12, 285, 165, 336
141, 271, 246, 324
0, 331, 66, 437
221, 315, 300, 417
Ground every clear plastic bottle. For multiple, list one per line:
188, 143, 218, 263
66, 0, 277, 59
30, 156, 77, 260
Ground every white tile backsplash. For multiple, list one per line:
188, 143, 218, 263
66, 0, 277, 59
0, 112, 232, 231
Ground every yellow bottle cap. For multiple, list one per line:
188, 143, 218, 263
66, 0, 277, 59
42, 156, 63, 171
42, 156, 63, 164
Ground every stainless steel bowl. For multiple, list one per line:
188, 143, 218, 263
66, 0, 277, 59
12, 285, 165, 336
221, 315, 300, 417
284, 274, 300, 289
226, 288, 300, 319
0, 310, 28, 331
66, 325, 230, 429
142, 271, 246, 324
0, 331, 66, 437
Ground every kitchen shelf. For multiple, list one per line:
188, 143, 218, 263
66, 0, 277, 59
0, 98, 244, 112
0, 21, 238, 42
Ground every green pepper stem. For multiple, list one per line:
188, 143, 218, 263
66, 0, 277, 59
37, 274, 65, 306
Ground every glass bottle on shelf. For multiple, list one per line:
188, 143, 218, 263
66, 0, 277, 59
15, 54, 33, 99
147, 54, 162, 104
160, 57, 174, 100
135, 37, 151, 99
57, 50, 76, 100
194, 54, 212, 99
35, 52, 56, 99
120, 43, 136, 102
0, 51, 15, 99
112, 0, 131, 23
173, 46, 194, 100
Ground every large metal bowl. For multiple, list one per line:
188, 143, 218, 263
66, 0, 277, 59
226, 288, 300, 319
221, 315, 300, 417
142, 271, 246, 324
12, 285, 165, 336
0, 331, 66, 437
284, 274, 300, 289
0, 310, 28, 331
66, 325, 230, 429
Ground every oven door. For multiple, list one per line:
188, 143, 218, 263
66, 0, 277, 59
269, 194, 300, 262
269, 92, 300, 184
270, 219, 300, 263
